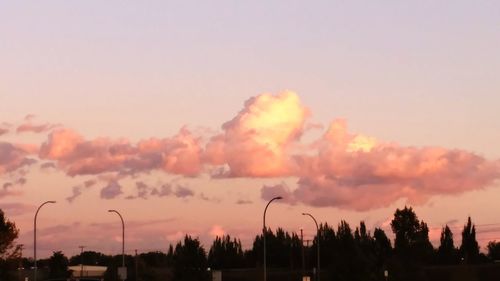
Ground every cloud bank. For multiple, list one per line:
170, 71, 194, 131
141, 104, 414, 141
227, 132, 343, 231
2, 92, 500, 210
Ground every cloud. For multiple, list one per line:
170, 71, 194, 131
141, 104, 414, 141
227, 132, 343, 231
205, 91, 309, 177
236, 199, 253, 205
39, 127, 203, 177
0, 188, 22, 198
7, 92, 500, 210
262, 120, 500, 211
126, 181, 150, 200
124, 180, 196, 200
40, 162, 57, 170
66, 186, 82, 203
150, 183, 172, 197
100, 181, 123, 199
209, 225, 225, 238
260, 183, 297, 205
0, 203, 35, 216
16, 123, 59, 134
174, 185, 194, 198
15, 115, 60, 134
84, 179, 97, 188
0, 122, 11, 136
0, 142, 37, 174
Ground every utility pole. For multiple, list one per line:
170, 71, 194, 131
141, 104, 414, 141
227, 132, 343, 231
301, 229, 305, 277
135, 249, 138, 281
79, 246, 85, 278
19, 244, 24, 281
305, 239, 311, 277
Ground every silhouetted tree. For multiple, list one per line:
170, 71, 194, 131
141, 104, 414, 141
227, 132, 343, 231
0, 209, 19, 259
373, 227, 392, 276
48, 251, 70, 279
173, 235, 209, 281
318, 222, 336, 268
208, 235, 244, 269
0, 209, 20, 280
487, 241, 500, 261
139, 251, 170, 267
330, 220, 365, 281
390, 206, 433, 281
460, 217, 480, 263
436, 225, 458, 264
248, 227, 302, 270
69, 250, 110, 266
391, 206, 421, 255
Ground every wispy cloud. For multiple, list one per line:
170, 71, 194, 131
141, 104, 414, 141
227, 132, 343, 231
100, 181, 123, 199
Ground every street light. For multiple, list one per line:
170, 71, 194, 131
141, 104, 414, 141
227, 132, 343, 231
263, 196, 282, 281
108, 210, 125, 270
302, 212, 320, 281
34, 200, 56, 281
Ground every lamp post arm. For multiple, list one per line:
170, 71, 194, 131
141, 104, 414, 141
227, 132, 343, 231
109, 210, 125, 268
303, 212, 320, 281
263, 196, 282, 281
34, 200, 56, 281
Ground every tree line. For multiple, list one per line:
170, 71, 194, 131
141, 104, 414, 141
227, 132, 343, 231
2, 207, 500, 281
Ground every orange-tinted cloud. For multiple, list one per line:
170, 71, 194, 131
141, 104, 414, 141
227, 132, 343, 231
263, 120, 500, 211
39, 127, 203, 177
205, 91, 309, 177
5, 92, 499, 210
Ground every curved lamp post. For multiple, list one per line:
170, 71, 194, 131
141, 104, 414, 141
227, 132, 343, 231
263, 196, 282, 281
302, 212, 320, 281
108, 210, 125, 269
34, 200, 56, 281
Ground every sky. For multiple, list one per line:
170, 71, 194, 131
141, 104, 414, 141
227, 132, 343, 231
1, 1, 500, 258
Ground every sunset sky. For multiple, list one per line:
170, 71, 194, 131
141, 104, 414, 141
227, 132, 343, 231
1, 1, 500, 258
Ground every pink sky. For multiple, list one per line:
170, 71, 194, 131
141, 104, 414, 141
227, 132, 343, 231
1, 1, 500, 258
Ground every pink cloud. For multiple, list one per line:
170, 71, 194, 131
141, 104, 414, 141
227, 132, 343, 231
39, 127, 203, 177
209, 225, 225, 238
0, 142, 37, 174
15, 115, 60, 134
16, 123, 59, 134
100, 181, 123, 199
4, 92, 499, 211
262, 120, 500, 211
66, 186, 82, 203
205, 91, 309, 177
0, 203, 35, 216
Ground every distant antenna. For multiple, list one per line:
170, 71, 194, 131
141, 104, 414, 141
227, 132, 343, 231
79, 246, 86, 278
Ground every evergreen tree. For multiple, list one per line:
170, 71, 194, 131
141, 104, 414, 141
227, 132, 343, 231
173, 235, 209, 281
460, 217, 480, 263
208, 235, 244, 269
373, 227, 392, 277
437, 225, 458, 265
318, 223, 336, 268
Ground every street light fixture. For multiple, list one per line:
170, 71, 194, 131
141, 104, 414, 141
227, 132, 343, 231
302, 212, 320, 281
34, 200, 56, 281
263, 196, 282, 281
108, 209, 125, 270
